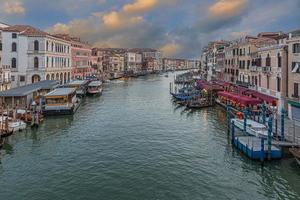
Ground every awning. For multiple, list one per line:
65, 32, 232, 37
218, 91, 262, 105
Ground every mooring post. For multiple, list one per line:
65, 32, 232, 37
231, 121, 235, 145
268, 117, 272, 161
275, 114, 278, 137
226, 103, 230, 134
281, 108, 285, 141
262, 102, 266, 125
243, 109, 248, 132
260, 138, 265, 163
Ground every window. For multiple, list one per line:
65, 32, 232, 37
294, 83, 299, 98
292, 62, 300, 73
277, 53, 281, 67
34, 40, 39, 51
0, 42, 2, 51
293, 43, 300, 53
257, 56, 262, 67
11, 76, 15, 81
277, 77, 281, 92
266, 54, 271, 67
20, 76, 25, 82
34, 57, 39, 68
12, 42, 17, 52
11, 58, 17, 68
12, 33, 17, 38
267, 76, 270, 89
247, 60, 250, 69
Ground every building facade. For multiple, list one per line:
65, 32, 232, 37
0, 22, 11, 91
2, 25, 72, 88
286, 30, 300, 120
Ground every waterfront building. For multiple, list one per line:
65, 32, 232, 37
1, 25, 72, 88
125, 51, 142, 75
109, 53, 125, 78
54, 34, 93, 80
235, 36, 259, 87
225, 41, 240, 83
286, 30, 300, 120
250, 38, 288, 111
0, 22, 11, 91
0, 80, 59, 108
202, 41, 230, 81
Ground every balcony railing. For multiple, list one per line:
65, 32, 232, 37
262, 66, 272, 73
250, 65, 257, 72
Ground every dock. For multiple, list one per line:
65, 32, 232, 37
234, 136, 282, 160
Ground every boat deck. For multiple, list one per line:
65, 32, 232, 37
234, 136, 282, 160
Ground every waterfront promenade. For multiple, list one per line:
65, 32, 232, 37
0, 72, 299, 200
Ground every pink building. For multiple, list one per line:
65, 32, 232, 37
54, 34, 93, 80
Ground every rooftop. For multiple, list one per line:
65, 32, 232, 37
45, 88, 76, 97
0, 80, 59, 97
2, 25, 49, 37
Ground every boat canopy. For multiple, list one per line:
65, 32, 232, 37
66, 80, 89, 87
88, 81, 102, 87
218, 91, 262, 105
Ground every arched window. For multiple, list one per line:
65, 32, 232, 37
277, 53, 281, 68
34, 40, 39, 51
266, 54, 271, 67
11, 58, 17, 68
34, 57, 39, 68
12, 42, 17, 52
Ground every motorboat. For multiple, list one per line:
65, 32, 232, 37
0, 116, 27, 132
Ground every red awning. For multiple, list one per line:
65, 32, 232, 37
245, 90, 278, 103
218, 91, 262, 105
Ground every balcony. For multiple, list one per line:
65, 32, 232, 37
262, 66, 272, 73
250, 65, 257, 72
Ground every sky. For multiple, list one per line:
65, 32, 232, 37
0, 0, 300, 59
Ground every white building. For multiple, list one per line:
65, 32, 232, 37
0, 22, 11, 91
2, 25, 72, 88
125, 52, 142, 74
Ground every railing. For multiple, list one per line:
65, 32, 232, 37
262, 66, 272, 73
250, 66, 257, 72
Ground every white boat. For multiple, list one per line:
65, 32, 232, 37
87, 81, 103, 95
0, 116, 27, 132
231, 118, 271, 138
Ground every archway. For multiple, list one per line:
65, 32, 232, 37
32, 74, 41, 83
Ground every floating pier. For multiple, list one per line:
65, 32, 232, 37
234, 136, 282, 160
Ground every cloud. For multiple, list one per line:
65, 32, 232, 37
160, 43, 182, 57
123, 0, 159, 14
102, 11, 144, 29
1, 0, 25, 14
208, 0, 248, 19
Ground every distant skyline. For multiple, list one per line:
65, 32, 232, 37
1, 0, 300, 59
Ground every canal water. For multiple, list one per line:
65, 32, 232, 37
0, 73, 299, 200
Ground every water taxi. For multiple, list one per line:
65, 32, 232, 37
231, 118, 270, 138
44, 88, 81, 116
87, 81, 103, 95
64, 80, 89, 98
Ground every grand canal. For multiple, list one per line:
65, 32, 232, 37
0, 73, 299, 200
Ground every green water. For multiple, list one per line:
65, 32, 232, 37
0, 73, 299, 200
